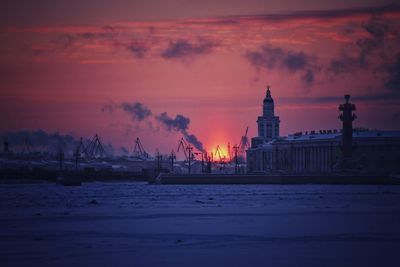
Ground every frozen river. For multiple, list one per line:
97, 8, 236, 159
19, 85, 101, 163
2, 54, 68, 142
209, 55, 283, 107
1, 182, 400, 266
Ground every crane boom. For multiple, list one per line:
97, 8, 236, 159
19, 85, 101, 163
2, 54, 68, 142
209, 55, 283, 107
133, 137, 149, 159
177, 138, 188, 160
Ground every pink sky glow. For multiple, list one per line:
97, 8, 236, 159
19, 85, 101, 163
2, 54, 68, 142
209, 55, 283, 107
1, 1, 399, 156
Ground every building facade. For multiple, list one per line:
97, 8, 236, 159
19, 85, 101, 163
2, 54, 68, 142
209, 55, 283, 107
257, 86, 280, 141
247, 89, 400, 174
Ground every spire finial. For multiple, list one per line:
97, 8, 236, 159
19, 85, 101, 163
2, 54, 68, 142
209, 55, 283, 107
266, 85, 271, 97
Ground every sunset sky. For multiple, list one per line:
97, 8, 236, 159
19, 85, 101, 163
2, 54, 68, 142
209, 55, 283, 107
1, 0, 400, 156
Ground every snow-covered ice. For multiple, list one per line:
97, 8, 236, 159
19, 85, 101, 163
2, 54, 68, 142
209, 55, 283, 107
1, 182, 400, 266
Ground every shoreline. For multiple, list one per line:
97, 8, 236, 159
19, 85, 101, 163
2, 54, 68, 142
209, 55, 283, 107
152, 173, 400, 185
1, 172, 399, 185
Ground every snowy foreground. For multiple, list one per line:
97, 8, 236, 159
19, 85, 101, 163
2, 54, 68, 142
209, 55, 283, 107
1, 182, 400, 267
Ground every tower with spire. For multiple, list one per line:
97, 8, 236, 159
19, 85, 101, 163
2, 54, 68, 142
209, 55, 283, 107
257, 86, 280, 141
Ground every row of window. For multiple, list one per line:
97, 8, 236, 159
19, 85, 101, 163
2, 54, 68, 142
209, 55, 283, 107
258, 123, 280, 138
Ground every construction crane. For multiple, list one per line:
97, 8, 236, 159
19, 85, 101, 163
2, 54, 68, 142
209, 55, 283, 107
214, 145, 227, 171
133, 137, 149, 159
227, 142, 232, 162
86, 134, 106, 158
177, 137, 197, 174
238, 127, 250, 158
177, 138, 189, 160
75, 137, 88, 157
214, 145, 224, 162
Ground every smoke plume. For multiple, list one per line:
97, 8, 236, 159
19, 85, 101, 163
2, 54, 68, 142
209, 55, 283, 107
156, 112, 204, 152
115, 101, 205, 152
120, 102, 152, 121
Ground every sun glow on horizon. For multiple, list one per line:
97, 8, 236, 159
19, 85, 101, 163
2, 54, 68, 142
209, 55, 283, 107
206, 143, 231, 162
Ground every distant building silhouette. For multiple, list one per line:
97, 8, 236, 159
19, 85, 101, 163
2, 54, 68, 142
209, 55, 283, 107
251, 86, 281, 149
339, 94, 356, 163
247, 89, 400, 174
